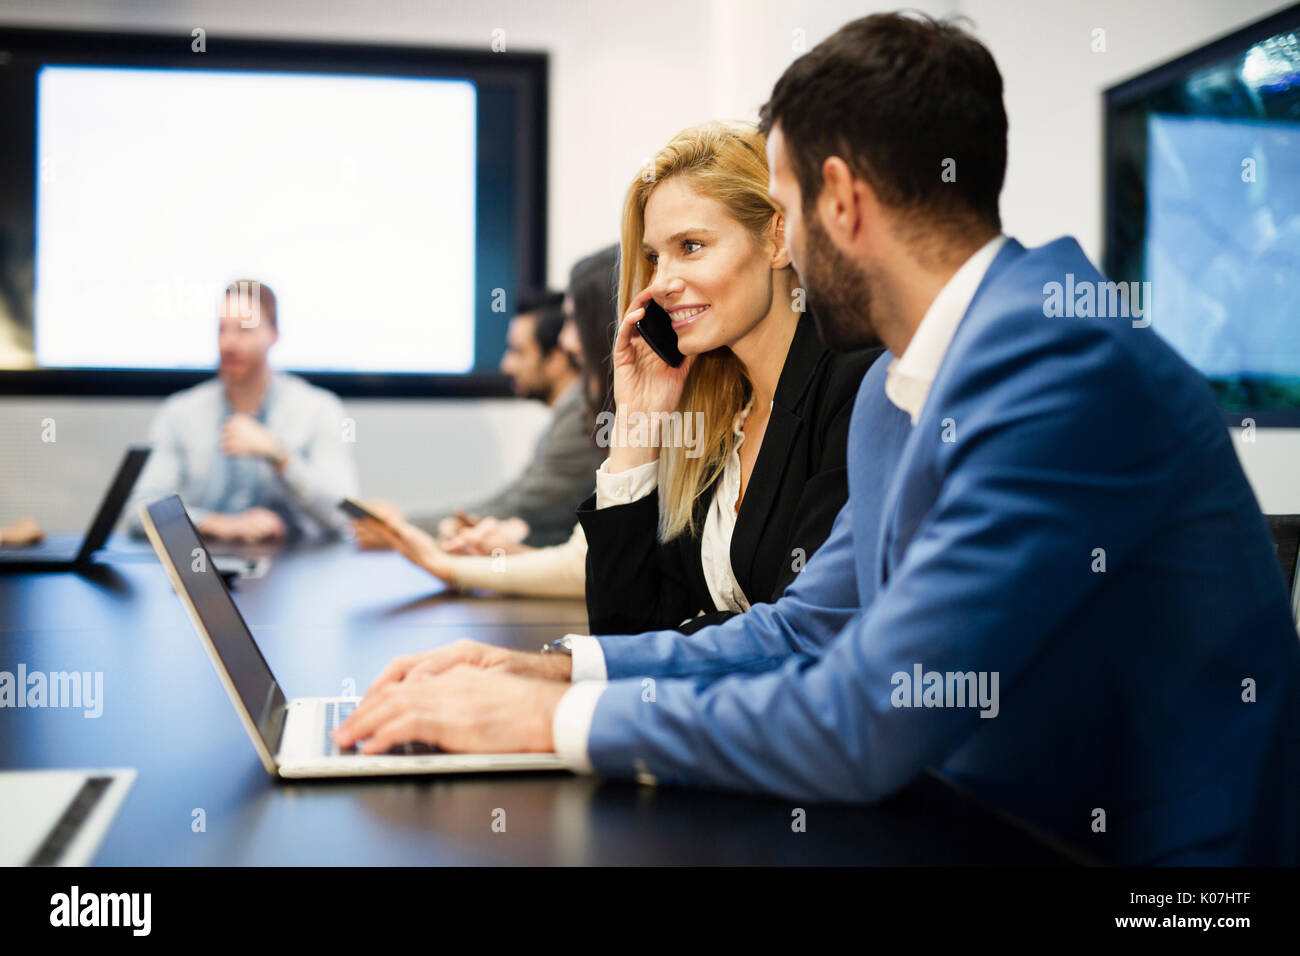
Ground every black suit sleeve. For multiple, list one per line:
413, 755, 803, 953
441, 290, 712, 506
764, 352, 873, 602
578, 489, 702, 635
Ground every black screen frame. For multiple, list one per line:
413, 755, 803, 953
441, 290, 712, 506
145, 492, 288, 758
1102, 2, 1300, 428
75, 445, 150, 563
0, 24, 548, 399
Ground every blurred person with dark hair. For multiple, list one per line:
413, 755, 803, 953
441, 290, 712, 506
353, 288, 606, 551
126, 279, 358, 542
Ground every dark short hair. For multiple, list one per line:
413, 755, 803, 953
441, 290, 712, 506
223, 279, 277, 330
759, 12, 1006, 235
515, 289, 566, 354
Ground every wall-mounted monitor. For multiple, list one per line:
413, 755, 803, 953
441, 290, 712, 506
1104, 3, 1300, 426
0, 26, 548, 397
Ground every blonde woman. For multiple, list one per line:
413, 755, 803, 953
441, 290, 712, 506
580, 121, 884, 634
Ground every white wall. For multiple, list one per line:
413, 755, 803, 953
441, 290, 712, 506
1, 0, 1296, 524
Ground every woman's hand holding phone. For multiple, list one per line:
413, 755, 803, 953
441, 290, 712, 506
348, 499, 405, 550
364, 512, 457, 584
609, 288, 695, 473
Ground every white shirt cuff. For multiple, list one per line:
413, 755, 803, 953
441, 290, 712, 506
567, 633, 608, 682
552, 680, 607, 774
595, 457, 658, 509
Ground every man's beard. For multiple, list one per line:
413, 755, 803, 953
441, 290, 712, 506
800, 214, 883, 353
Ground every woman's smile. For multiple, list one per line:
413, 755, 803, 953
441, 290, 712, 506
669, 304, 710, 330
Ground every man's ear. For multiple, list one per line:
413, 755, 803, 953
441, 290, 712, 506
768, 213, 792, 270
542, 346, 569, 378
818, 156, 870, 248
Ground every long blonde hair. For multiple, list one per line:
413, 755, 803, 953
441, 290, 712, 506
617, 121, 793, 540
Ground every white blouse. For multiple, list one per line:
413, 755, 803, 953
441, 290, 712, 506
595, 396, 758, 620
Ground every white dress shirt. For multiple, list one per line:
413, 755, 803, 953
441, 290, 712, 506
884, 235, 1008, 422
697, 395, 757, 615
553, 235, 1009, 774
591, 395, 757, 619
124, 372, 359, 538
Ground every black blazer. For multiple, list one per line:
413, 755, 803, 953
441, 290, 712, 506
579, 316, 883, 635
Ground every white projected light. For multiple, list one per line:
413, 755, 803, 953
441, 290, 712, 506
35, 67, 477, 372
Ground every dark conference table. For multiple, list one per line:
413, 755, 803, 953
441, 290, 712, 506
0, 539, 1083, 865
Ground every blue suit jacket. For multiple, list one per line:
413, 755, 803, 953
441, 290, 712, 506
587, 237, 1300, 865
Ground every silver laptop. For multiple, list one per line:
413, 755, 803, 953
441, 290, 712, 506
140, 493, 565, 779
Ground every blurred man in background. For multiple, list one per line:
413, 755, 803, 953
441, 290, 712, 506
126, 279, 357, 543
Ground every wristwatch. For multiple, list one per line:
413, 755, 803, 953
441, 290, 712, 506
540, 636, 574, 656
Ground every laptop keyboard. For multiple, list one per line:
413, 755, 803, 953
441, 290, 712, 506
323, 700, 442, 757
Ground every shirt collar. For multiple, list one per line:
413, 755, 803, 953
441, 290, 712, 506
221, 370, 278, 423
884, 234, 1008, 424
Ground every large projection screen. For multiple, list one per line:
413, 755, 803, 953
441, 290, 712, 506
34, 66, 477, 374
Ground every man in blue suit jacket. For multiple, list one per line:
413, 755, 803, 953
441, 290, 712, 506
336, 13, 1300, 864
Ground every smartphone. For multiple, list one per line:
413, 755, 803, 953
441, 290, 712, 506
635, 299, 686, 368
338, 497, 388, 525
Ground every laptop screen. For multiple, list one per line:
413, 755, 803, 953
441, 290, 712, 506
143, 495, 286, 754
75, 446, 150, 563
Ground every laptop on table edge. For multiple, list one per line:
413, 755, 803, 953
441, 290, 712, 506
0, 446, 150, 572
139, 493, 566, 778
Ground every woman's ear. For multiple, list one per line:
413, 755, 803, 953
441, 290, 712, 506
769, 213, 792, 270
